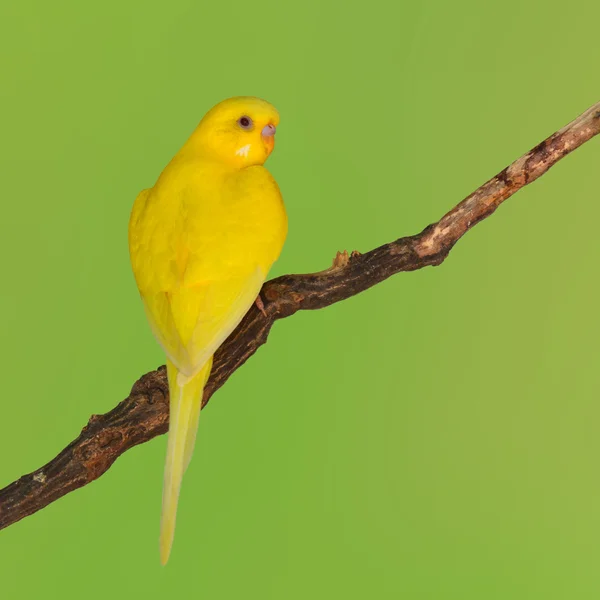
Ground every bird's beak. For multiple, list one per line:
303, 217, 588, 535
262, 123, 276, 156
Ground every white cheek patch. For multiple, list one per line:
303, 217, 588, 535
235, 144, 251, 158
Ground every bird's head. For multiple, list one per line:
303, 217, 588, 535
188, 96, 279, 168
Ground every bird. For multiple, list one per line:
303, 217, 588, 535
128, 96, 287, 565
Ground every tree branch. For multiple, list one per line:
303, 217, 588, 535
1, 101, 599, 532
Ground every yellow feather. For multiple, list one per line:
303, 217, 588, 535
160, 357, 212, 566
128, 96, 287, 564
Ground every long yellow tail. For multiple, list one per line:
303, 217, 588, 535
160, 356, 213, 565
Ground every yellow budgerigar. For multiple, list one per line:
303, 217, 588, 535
128, 97, 287, 565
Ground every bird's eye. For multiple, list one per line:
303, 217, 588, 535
238, 116, 253, 130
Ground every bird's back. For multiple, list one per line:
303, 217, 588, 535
129, 156, 287, 374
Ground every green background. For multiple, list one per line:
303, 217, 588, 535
1, 0, 599, 597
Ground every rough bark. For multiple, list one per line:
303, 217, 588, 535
1, 101, 599, 532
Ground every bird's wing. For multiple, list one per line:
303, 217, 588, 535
140, 268, 265, 375
128, 187, 267, 375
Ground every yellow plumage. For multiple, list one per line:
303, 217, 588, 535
128, 96, 287, 564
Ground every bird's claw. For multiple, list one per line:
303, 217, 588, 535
255, 294, 267, 317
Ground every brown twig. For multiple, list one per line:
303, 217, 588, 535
1, 101, 599, 532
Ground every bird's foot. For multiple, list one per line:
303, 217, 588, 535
255, 294, 268, 318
